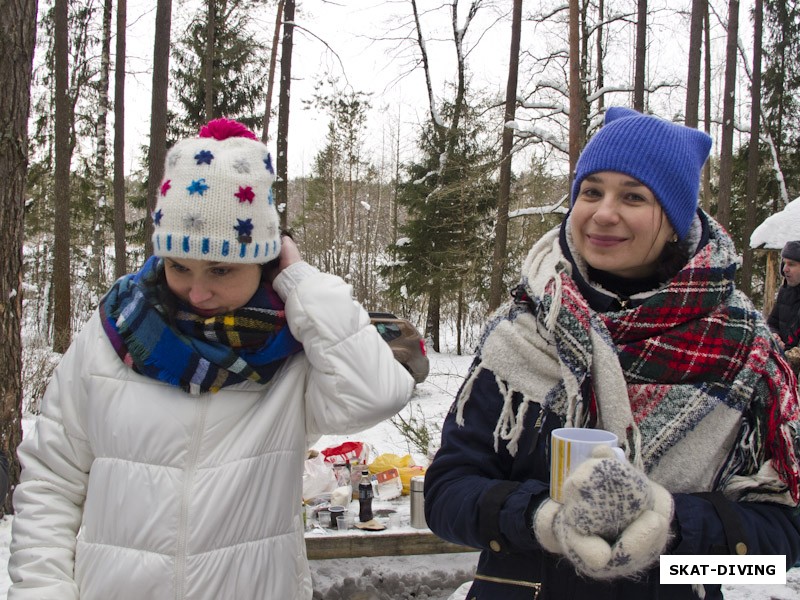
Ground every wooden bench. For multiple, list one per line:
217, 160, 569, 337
305, 529, 477, 560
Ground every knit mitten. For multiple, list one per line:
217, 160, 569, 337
785, 346, 800, 367
533, 446, 674, 580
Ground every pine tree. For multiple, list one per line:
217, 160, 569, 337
170, 0, 268, 138
761, 0, 800, 206
384, 99, 496, 350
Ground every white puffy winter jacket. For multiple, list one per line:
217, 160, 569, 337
8, 263, 414, 600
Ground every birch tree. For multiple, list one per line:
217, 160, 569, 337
89, 0, 113, 297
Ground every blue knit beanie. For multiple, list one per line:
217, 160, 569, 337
571, 107, 712, 240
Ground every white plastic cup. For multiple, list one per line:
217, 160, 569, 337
549, 427, 625, 503
337, 515, 354, 530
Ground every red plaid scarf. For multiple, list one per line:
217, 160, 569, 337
458, 214, 800, 505
593, 222, 800, 503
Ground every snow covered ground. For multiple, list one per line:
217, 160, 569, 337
2, 349, 800, 599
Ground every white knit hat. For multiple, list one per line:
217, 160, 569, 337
152, 118, 279, 263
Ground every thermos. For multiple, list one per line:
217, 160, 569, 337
410, 475, 427, 529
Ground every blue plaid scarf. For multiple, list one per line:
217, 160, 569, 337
100, 256, 302, 395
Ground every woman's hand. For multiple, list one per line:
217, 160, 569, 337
533, 446, 674, 580
264, 235, 302, 282
773, 332, 786, 350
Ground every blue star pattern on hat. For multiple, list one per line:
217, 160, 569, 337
151, 118, 279, 264
187, 179, 209, 196
194, 150, 214, 165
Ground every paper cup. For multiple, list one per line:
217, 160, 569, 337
549, 427, 625, 503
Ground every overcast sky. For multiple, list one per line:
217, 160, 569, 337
121, 0, 755, 182
122, 0, 513, 177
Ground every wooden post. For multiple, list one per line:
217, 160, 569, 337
763, 251, 779, 317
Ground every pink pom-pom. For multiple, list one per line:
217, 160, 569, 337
198, 118, 257, 141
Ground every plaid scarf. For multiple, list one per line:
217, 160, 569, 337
457, 214, 800, 505
100, 256, 302, 395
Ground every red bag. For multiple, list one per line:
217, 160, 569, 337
320, 441, 366, 464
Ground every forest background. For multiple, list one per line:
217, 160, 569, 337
1, 0, 799, 515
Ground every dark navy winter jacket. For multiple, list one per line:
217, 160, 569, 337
768, 282, 800, 349
424, 367, 800, 600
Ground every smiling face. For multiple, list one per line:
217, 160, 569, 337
163, 258, 262, 316
570, 172, 676, 279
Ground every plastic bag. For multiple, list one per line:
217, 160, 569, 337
369, 453, 426, 495
320, 441, 367, 465
373, 467, 403, 500
302, 454, 338, 500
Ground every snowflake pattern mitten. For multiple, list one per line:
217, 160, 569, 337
533, 446, 674, 580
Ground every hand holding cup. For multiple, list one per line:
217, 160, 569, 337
533, 429, 674, 580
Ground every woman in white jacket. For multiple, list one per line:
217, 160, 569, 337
8, 119, 414, 600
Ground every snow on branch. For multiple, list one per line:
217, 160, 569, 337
735, 33, 790, 207
506, 121, 568, 154
509, 196, 570, 219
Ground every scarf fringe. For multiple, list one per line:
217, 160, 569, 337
455, 363, 544, 457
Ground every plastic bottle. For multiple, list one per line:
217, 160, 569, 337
358, 469, 374, 522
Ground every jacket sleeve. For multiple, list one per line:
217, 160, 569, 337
672, 493, 800, 567
8, 317, 96, 600
424, 367, 549, 556
273, 262, 414, 437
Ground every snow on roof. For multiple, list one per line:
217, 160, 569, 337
750, 196, 800, 250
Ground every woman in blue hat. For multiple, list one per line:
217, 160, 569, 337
424, 107, 800, 599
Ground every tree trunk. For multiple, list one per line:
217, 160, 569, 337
145, 0, 173, 257
741, 0, 763, 297
261, 0, 284, 143
701, 1, 712, 212
204, 0, 216, 121
113, 0, 128, 279
425, 282, 441, 353
0, 0, 37, 515
489, 0, 522, 311
275, 0, 295, 231
685, 0, 704, 127
457, 286, 464, 356
596, 0, 605, 113
53, 0, 72, 354
716, 0, 740, 229
633, 0, 647, 111
568, 0, 581, 186
90, 0, 113, 296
